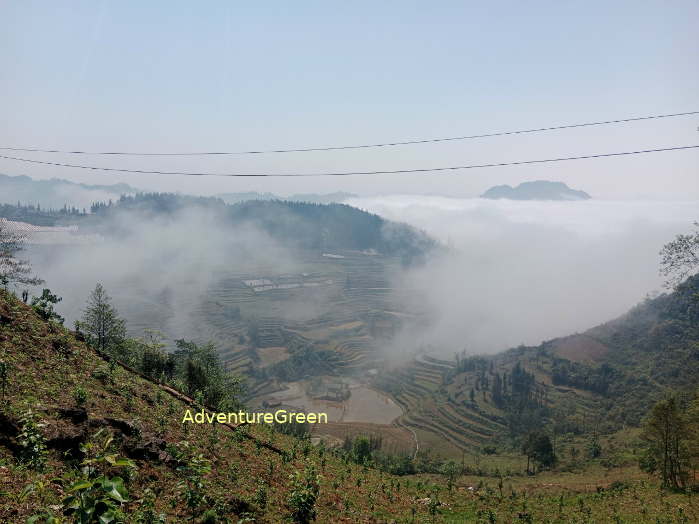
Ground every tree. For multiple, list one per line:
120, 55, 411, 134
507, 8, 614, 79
77, 283, 126, 355
0, 220, 43, 289
172, 339, 242, 411
31, 288, 64, 324
522, 431, 556, 474
441, 460, 460, 491
660, 222, 699, 288
640, 396, 690, 489
351, 436, 372, 465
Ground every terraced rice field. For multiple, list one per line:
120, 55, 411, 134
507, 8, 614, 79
57, 248, 419, 392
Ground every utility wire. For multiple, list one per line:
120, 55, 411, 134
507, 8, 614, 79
1, 111, 697, 156
1, 145, 697, 177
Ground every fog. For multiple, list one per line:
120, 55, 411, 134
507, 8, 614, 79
23, 195, 698, 359
347, 195, 699, 355
29, 207, 300, 341
0, 176, 134, 210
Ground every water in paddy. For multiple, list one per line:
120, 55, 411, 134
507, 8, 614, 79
259, 381, 402, 424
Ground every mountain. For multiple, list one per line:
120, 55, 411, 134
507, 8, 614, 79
481, 181, 591, 200
0, 173, 139, 209
91, 193, 436, 261
216, 191, 357, 205
376, 274, 699, 456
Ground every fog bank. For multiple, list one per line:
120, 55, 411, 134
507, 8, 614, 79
29, 207, 300, 341
347, 196, 698, 354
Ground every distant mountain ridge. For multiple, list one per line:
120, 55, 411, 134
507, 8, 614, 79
216, 191, 357, 204
481, 180, 591, 200
0, 173, 357, 209
0, 173, 140, 209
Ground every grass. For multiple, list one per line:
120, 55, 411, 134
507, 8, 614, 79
2, 288, 698, 522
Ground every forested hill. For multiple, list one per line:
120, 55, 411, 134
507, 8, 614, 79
398, 275, 699, 459
498, 273, 699, 429
547, 273, 699, 424
92, 193, 437, 261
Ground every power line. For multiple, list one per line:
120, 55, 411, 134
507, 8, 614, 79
1, 145, 697, 177
1, 111, 697, 156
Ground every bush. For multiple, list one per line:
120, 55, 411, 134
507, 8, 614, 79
31, 289, 64, 324
17, 409, 47, 470
287, 464, 320, 523
73, 386, 88, 407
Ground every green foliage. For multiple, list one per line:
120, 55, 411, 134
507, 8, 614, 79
61, 431, 136, 523
522, 431, 556, 473
171, 441, 212, 512
63, 476, 129, 523
76, 283, 126, 355
287, 464, 320, 524
132, 488, 166, 523
172, 339, 242, 411
31, 288, 64, 324
124, 330, 173, 381
73, 385, 88, 407
351, 436, 373, 465
640, 395, 692, 489
587, 435, 602, 459
17, 408, 47, 470
441, 460, 461, 491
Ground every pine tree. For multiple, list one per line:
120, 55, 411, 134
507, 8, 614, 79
77, 283, 126, 355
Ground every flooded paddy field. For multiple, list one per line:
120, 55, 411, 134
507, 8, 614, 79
252, 379, 403, 425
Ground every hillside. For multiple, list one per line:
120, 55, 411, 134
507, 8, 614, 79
375, 275, 699, 458
481, 181, 591, 200
3, 289, 697, 523
88, 193, 436, 261
0, 288, 427, 522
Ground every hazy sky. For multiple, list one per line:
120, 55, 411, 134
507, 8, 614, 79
2, 1, 698, 199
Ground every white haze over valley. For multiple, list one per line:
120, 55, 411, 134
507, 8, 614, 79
347, 195, 699, 354
28, 208, 301, 339
18, 193, 698, 359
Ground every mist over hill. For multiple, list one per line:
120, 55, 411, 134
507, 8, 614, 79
0, 173, 139, 209
348, 195, 697, 354
217, 191, 357, 204
87, 193, 435, 259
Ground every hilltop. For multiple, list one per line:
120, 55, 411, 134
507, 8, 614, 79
89, 193, 437, 262
481, 181, 591, 200
217, 191, 357, 205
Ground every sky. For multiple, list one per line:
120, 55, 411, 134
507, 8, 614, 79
1, 1, 698, 199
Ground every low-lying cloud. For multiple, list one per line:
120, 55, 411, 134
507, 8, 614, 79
347, 195, 698, 355
29, 207, 300, 341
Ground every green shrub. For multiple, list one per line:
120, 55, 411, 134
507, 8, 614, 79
18, 409, 47, 470
62, 430, 137, 523
73, 385, 88, 407
287, 464, 320, 523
